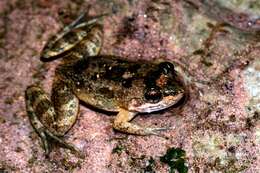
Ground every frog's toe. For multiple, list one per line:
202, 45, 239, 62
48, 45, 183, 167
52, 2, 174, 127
145, 126, 171, 138
35, 127, 51, 157
30, 124, 83, 158
44, 129, 85, 158
148, 127, 169, 132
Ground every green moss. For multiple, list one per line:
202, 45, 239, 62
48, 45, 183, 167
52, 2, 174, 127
160, 147, 188, 173
143, 157, 156, 173
112, 145, 125, 154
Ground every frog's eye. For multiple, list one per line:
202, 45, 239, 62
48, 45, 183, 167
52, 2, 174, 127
144, 86, 162, 103
158, 62, 175, 74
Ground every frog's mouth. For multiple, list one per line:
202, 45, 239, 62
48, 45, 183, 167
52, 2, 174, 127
129, 92, 184, 113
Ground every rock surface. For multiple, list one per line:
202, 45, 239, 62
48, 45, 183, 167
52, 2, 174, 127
0, 0, 259, 172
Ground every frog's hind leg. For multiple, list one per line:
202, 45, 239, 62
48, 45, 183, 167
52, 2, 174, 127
113, 108, 168, 137
41, 12, 105, 61
70, 22, 103, 59
25, 84, 82, 157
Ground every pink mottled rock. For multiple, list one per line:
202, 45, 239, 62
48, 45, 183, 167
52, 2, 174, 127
0, 0, 259, 172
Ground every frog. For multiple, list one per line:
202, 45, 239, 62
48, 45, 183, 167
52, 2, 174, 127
25, 13, 187, 157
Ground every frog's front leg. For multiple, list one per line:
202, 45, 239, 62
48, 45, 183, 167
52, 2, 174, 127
25, 81, 81, 157
113, 108, 168, 136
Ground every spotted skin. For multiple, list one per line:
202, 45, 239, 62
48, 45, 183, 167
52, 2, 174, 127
41, 13, 103, 60
25, 13, 186, 157
25, 85, 82, 157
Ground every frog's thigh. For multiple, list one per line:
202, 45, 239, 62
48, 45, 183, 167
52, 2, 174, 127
41, 13, 103, 60
59, 25, 103, 64
78, 25, 103, 57
113, 108, 165, 136
51, 81, 79, 135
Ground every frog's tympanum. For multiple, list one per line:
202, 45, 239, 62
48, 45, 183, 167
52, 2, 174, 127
25, 13, 186, 156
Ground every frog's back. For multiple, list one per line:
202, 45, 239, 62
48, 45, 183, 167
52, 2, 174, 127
56, 55, 155, 112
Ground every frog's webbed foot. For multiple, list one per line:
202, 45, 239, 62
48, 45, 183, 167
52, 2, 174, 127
25, 85, 83, 158
44, 129, 84, 158
69, 12, 109, 31
31, 124, 83, 158
113, 108, 169, 138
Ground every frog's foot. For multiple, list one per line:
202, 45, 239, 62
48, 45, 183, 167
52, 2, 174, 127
113, 108, 169, 137
44, 129, 84, 158
52, 11, 108, 44
26, 108, 82, 157
25, 85, 83, 158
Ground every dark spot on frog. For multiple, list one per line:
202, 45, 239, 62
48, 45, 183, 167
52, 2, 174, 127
90, 73, 98, 80
65, 31, 81, 44
98, 87, 114, 99
52, 87, 75, 106
67, 110, 75, 117
128, 64, 141, 73
104, 65, 126, 81
25, 89, 43, 104
122, 78, 133, 88
98, 61, 107, 68
89, 61, 97, 68
72, 57, 89, 73
62, 70, 85, 86
35, 99, 52, 116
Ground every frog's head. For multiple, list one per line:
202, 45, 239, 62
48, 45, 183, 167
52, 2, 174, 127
129, 62, 185, 113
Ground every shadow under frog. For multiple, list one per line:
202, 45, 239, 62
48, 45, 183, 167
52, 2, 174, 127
25, 13, 187, 157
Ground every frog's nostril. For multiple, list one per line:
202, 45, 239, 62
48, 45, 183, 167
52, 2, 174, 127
144, 86, 162, 103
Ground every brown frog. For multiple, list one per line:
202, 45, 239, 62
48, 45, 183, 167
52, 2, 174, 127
25, 13, 187, 156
